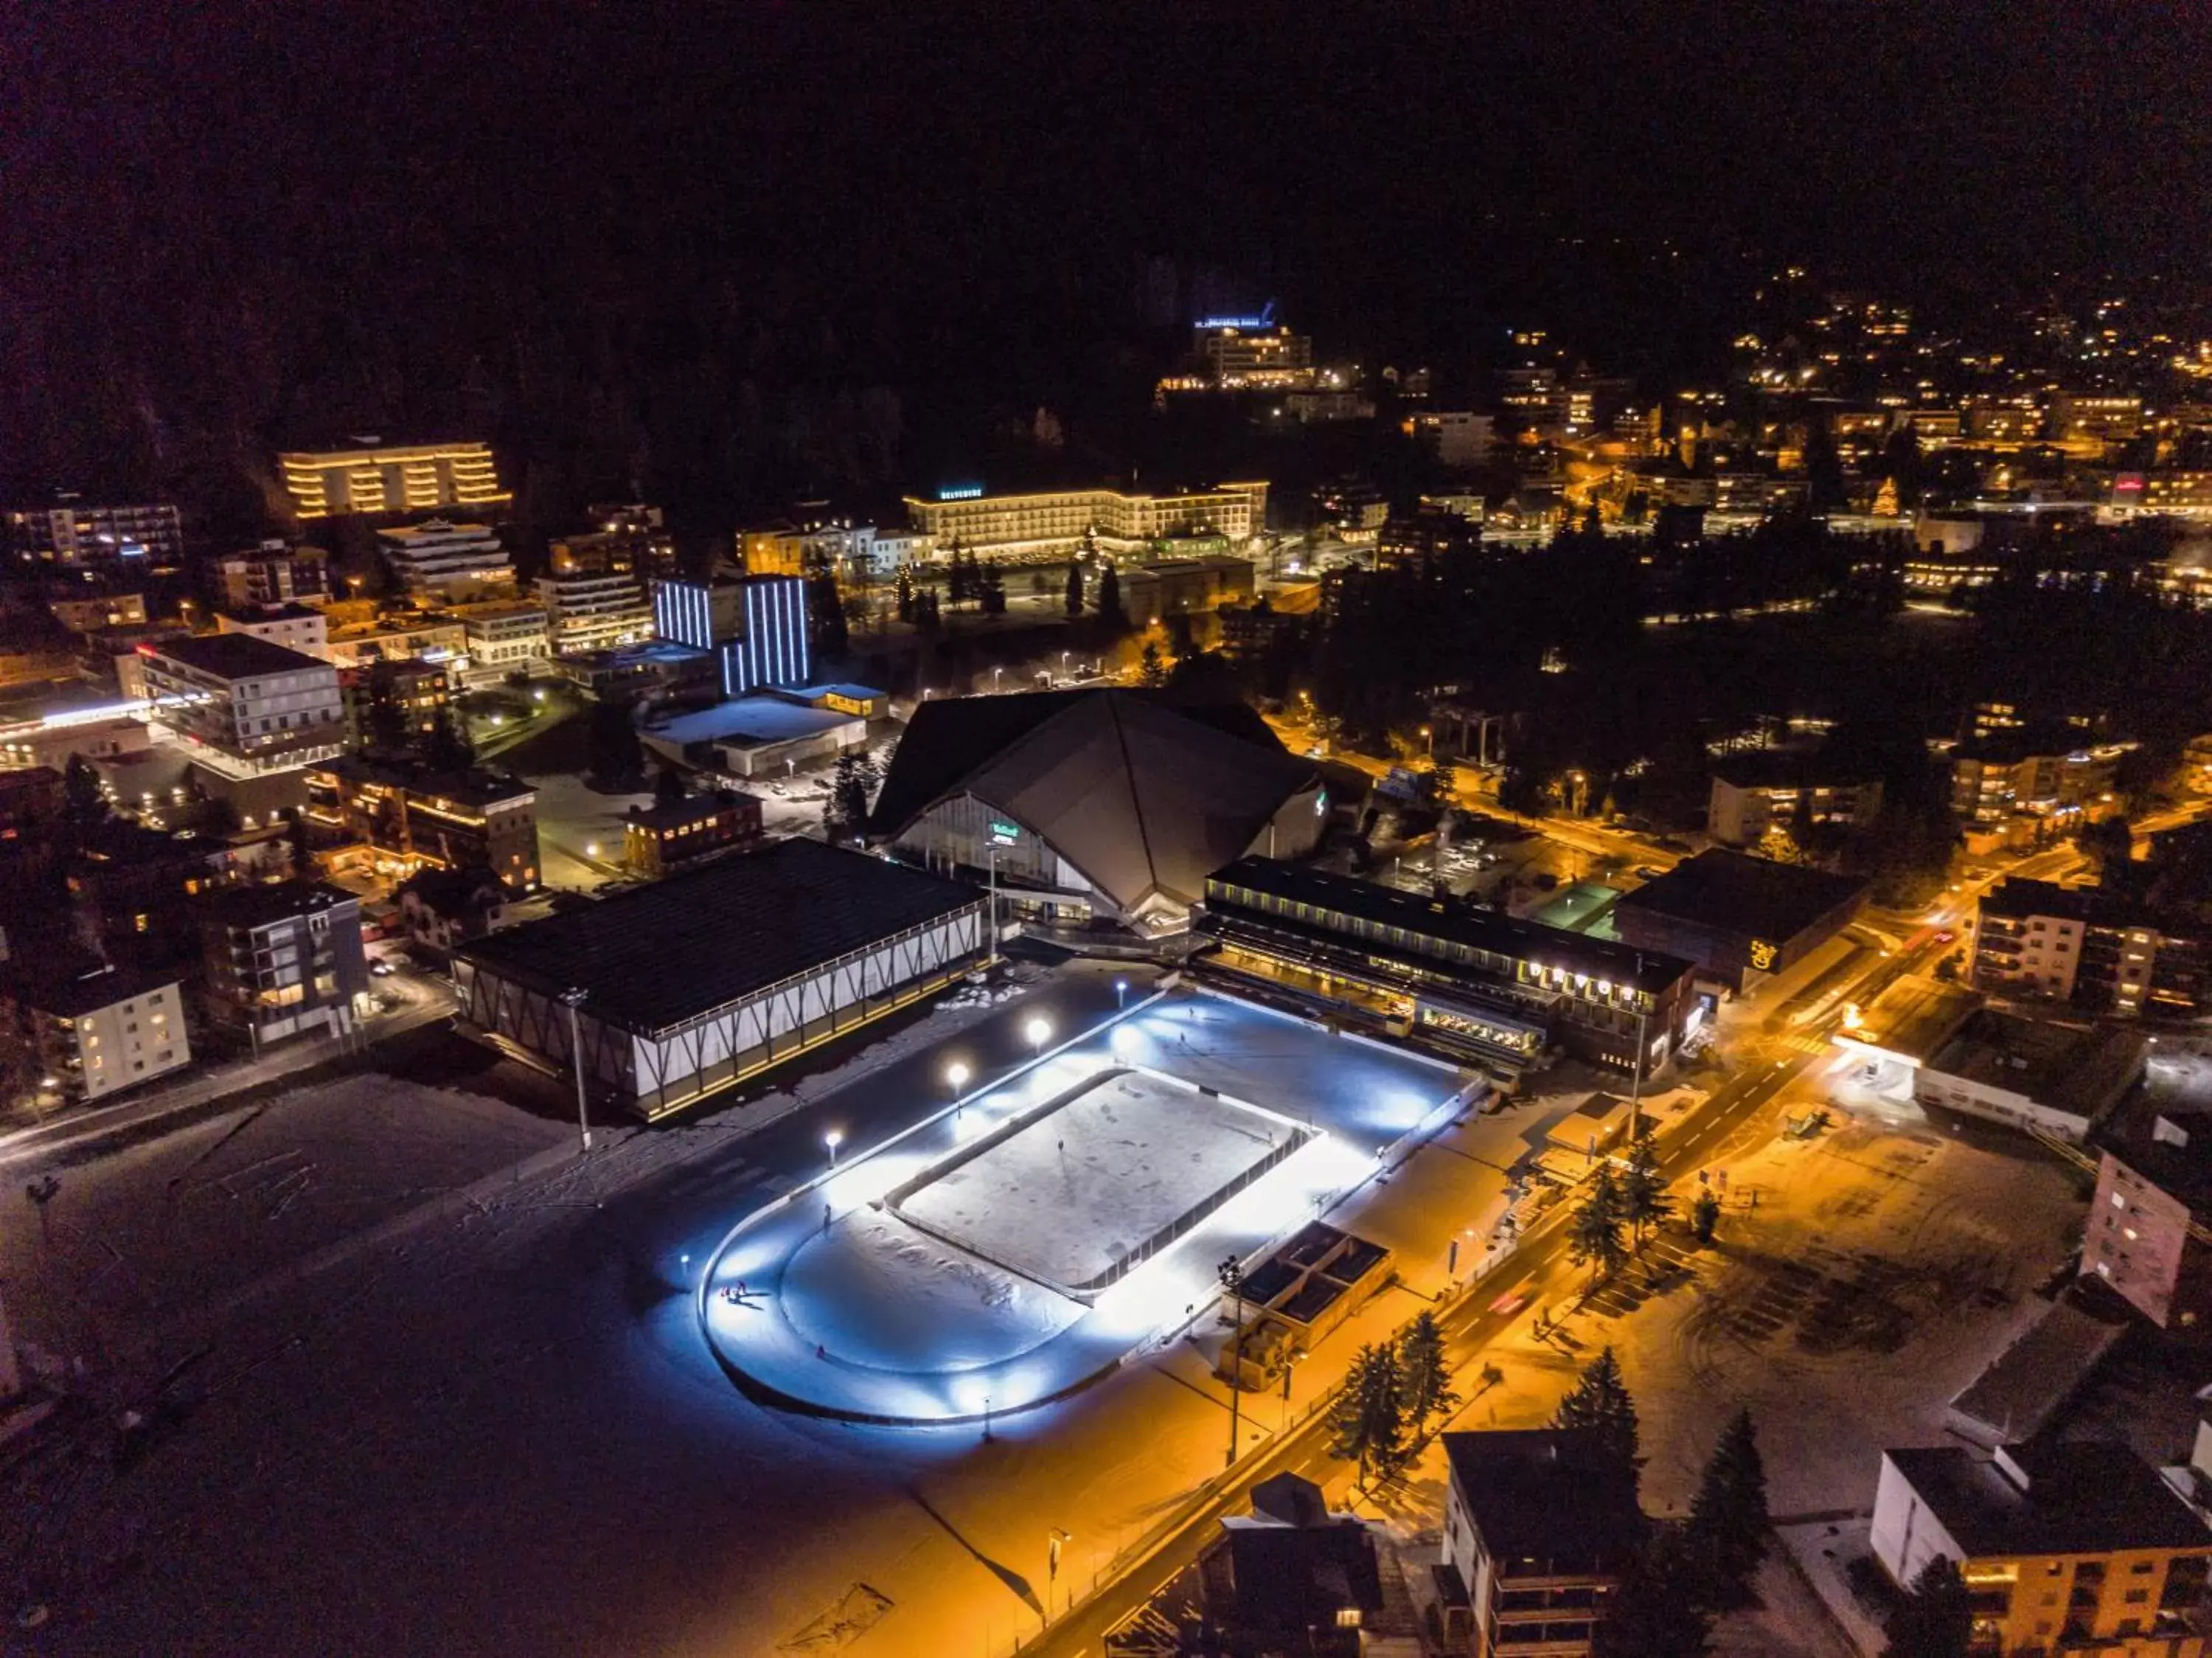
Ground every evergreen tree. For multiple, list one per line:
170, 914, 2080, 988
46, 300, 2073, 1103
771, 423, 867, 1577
979, 560, 1007, 616
1881, 1556, 1972, 1658
1551, 1346, 1639, 1474
1064, 561, 1085, 617
285, 811, 314, 879
422, 704, 475, 772
1326, 1342, 1409, 1487
810, 574, 849, 656
61, 753, 108, 831
653, 765, 687, 806
1569, 1164, 1630, 1284
585, 699, 644, 789
894, 565, 915, 624
1397, 1311, 1460, 1433
1687, 1408, 1770, 1603
1691, 1188, 1722, 1245
1594, 1527, 1710, 1657
1138, 641, 1168, 687
1096, 561, 1124, 625
824, 752, 880, 841
1618, 1124, 1673, 1249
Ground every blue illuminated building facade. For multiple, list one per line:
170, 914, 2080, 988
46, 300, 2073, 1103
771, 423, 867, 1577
653, 574, 811, 697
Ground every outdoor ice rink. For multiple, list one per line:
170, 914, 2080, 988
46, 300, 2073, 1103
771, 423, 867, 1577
892, 1065, 1307, 1294
701, 991, 1469, 1422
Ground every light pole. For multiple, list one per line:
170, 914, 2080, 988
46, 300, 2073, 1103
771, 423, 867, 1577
992, 665, 1003, 692
1026, 1016, 1051, 1061
1421, 724, 1433, 757
824, 1128, 844, 1167
1219, 1255, 1246, 1468
1114, 978, 1128, 1011
559, 987, 594, 1154
1627, 951, 1650, 1142
945, 1060, 970, 1109
1060, 650, 1071, 679
987, 845, 1000, 967
1047, 1527, 1070, 1622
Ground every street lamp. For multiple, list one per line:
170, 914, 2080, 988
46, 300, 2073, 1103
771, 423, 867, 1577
1026, 1016, 1051, 1059
1047, 1527, 1071, 1622
1420, 724, 1433, 757
992, 665, 1004, 691
1114, 978, 1128, 1011
824, 1128, 844, 1167
558, 987, 594, 1154
945, 1060, 970, 1098
1220, 1255, 1247, 1468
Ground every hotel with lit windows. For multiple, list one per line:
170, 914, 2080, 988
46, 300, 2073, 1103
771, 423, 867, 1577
901, 481, 1268, 559
278, 440, 510, 520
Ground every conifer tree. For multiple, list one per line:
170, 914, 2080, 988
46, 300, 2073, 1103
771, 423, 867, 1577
1551, 1345, 1639, 1475
1326, 1342, 1409, 1486
1687, 1408, 1769, 1603
1397, 1311, 1460, 1433
1570, 1164, 1630, 1284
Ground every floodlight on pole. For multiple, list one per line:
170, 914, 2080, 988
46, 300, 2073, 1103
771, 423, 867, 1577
1026, 1016, 1051, 1058
824, 1128, 844, 1166
558, 987, 594, 1154
1114, 978, 1128, 1010
946, 1061, 970, 1097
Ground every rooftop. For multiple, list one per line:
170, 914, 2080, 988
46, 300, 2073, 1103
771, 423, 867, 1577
1926, 1010, 2147, 1123
642, 696, 859, 749
1979, 875, 2191, 937
1441, 1429, 1645, 1569
1613, 848, 1868, 942
1208, 856, 1691, 994
143, 633, 331, 681
1885, 1441, 2210, 1558
318, 755, 535, 810
451, 838, 981, 1032
1709, 748, 1880, 789
623, 791, 761, 830
203, 881, 362, 932
218, 603, 323, 625
5, 959, 181, 1019
1839, 973, 1983, 1064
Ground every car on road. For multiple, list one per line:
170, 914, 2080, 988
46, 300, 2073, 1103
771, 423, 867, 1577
369, 959, 397, 977
1487, 1290, 1530, 1318
1632, 865, 1662, 880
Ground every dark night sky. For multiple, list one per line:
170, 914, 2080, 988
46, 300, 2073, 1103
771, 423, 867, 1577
2, 2, 2208, 513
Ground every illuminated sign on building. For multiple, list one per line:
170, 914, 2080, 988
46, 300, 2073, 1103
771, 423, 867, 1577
936, 485, 984, 502
989, 820, 1021, 847
1747, 939, 1778, 971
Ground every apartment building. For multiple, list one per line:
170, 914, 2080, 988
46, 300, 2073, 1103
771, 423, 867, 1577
4, 496, 184, 569
278, 440, 509, 520
196, 881, 369, 1049
216, 541, 332, 608
1707, 752, 1885, 846
1871, 1443, 2212, 1656
2082, 1086, 2212, 1329
451, 601, 550, 685
306, 757, 538, 891
622, 791, 764, 878
336, 659, 452, 749
1, 964, 190, 1104
1950, 735, 2124, 828
215, 603, 329, 658
318, 612, 469, 675
375, 520, 515, 602
538, 570, 654, 657
1969, 878, 2208, 1020
1439, 1429, 1642, 1657
136, 634, 345, 779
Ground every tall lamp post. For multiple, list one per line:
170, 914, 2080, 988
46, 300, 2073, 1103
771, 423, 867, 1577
1026, 1016, 1052, 1061
559, 986, 594, 1154
1047, 1527, 1071, 1623
824, 1128, 844, 1167
1626, 951, 1649, 1142
1219, 1255, 1247, 1468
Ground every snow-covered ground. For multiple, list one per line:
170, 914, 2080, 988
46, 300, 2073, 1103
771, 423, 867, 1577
894, 1066, 1299, 1291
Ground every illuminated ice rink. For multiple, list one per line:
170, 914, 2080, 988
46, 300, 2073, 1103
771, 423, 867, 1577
892, 1066, 1307, 1294
700, 992, 1466, 1423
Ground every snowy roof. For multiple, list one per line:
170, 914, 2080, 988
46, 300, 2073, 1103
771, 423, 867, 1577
872, 690, 1315, 916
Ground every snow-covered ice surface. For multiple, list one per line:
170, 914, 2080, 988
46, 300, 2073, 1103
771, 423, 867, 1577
779, 1209, 1083, 1372
894, 1066, 1298, 1291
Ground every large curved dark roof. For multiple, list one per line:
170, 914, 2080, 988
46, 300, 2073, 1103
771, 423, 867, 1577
869, 689, 1315, 915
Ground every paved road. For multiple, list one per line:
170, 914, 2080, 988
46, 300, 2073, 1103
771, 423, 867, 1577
1030, 1043, 1818, 1657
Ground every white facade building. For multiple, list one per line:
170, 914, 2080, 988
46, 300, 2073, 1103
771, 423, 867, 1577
136, 634, 345, 779
453, 602, 552, 684
902, 482, 1269, 559
375, 520, 515, 601
538, 572, 654, 657
6, 968, 191, 1104
215, 604, 329, 659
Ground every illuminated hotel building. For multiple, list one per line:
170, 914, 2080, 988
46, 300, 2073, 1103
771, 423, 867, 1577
538, 571, 654, 657
374, 520, 516, 602
1197, 324, 1313, 384
136, 634, 345, 780
278, 440, 509, 520
901, 482, 1268, 558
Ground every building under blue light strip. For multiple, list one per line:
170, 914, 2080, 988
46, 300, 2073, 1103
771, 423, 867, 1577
717, 575, 811, 697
